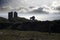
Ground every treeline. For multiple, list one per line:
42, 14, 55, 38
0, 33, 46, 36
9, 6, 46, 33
0, 17, 60, 33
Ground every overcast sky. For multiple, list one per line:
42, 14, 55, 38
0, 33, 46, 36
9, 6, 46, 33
0, 0, 60, 13
0, 0, 60, 21
0, 0, 56, 7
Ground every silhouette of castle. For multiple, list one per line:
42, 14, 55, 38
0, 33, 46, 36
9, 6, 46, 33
14, 12, 18, 18
8, 11, 35, 22
8, 12, 13, 21
8, 11, 18, 21
30, 16, 35, 21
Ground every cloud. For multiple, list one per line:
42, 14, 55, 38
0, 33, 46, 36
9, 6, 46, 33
55, 6, 60, 11
0, 0, 11, 7
0, 0, 55, 9
0, 6, 13, 12
0, 0, 60, 13
41, 1, 60, 13
29, 7, 48, 13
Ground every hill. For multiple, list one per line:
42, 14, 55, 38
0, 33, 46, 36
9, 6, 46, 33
0, 17, 9, 23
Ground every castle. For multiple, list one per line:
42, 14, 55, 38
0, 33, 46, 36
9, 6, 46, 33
8, 11, 35, 21
8, 11, 18, 21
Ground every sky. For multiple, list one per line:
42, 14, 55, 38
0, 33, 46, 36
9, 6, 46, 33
0, 0, 60, 13
0, 0, 60, 21
0, 0, 52, 7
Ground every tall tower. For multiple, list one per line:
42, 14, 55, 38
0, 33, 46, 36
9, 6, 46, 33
8, 12, 13, 21
14, 11, 18, 18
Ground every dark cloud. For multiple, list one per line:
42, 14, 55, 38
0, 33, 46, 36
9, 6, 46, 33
0, 0, 10, 7
30, 7, 48, 13
0, 0, 5, 6
56, 6, 60, 11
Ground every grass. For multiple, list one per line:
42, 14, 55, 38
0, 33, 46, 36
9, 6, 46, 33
0, 30, 60, 40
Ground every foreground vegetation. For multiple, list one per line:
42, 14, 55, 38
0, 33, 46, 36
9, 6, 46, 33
0, 30, 60, 40
0, 17, 60, 40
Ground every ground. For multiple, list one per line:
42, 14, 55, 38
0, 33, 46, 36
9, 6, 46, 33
0, 30, 60, 40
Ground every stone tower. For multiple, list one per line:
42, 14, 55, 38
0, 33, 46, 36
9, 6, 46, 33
8, 12, 13, 21
14, 11, 18, 18
8, 11, 18, 22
